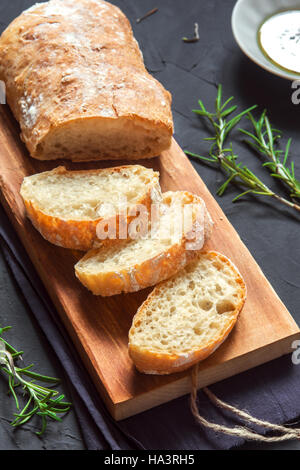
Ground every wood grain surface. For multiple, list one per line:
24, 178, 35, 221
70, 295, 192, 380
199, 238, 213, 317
0, 104, 299, 420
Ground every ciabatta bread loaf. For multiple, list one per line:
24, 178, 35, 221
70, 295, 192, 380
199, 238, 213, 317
0, 0, 173, 161
20, 165, 161, 250
75, 191, 213, 296
128, 251, 246, 375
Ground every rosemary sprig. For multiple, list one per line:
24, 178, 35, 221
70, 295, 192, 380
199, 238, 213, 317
136, 7, 158, 24
0, 326, 71, 435
240, 111, 300, 200
182, 23, 199, 43
186, 85, 300, 212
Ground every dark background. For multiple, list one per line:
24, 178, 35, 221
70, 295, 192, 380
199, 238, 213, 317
0, 0, 299, 450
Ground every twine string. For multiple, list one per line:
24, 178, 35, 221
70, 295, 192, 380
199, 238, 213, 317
203, 386, 300, 437
190, 365, 300, 442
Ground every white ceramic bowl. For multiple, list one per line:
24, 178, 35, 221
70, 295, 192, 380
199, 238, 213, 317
232, 0, 300, 81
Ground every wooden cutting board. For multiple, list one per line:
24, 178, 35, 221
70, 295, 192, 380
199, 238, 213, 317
0, 104, 299, 420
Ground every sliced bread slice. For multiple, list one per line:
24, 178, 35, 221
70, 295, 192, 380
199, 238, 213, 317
75, 191, 213, 296
128, 251, 246, 375
20, 165, 161, 250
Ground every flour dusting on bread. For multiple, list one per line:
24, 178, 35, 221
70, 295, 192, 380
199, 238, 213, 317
0, 0, 173, 161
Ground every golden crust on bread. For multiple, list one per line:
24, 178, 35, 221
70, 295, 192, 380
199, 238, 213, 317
0, 0, 173, 161
75, 191, 213, 295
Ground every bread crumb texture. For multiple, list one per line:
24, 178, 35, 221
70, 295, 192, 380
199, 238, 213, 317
21, 165, 158, 220
129, 251, 246, 374
20, 165, 160, 250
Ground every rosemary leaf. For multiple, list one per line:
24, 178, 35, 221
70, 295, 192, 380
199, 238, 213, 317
186, 84, 300, 212
0, 326, 71, 435
182, 23, 199, 43
136, 7, 158, 24
243, 112, 300, 201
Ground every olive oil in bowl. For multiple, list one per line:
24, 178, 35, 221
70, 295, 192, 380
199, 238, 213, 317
258, 10, 300, 75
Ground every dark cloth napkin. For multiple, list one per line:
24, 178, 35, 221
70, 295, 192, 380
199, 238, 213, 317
1, 0, 300, 451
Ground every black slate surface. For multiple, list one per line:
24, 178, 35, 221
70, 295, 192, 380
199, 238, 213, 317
0, 0, 299, 450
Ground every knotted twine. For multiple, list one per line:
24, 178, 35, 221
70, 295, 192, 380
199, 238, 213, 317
190, 365, 300, 442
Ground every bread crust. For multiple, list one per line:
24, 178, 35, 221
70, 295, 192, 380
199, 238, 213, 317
75, 239, 199, 296
20, 165, 160, 251
75, 192, 213, 295
128, 251, 247, 375
0, 0, 173, 161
